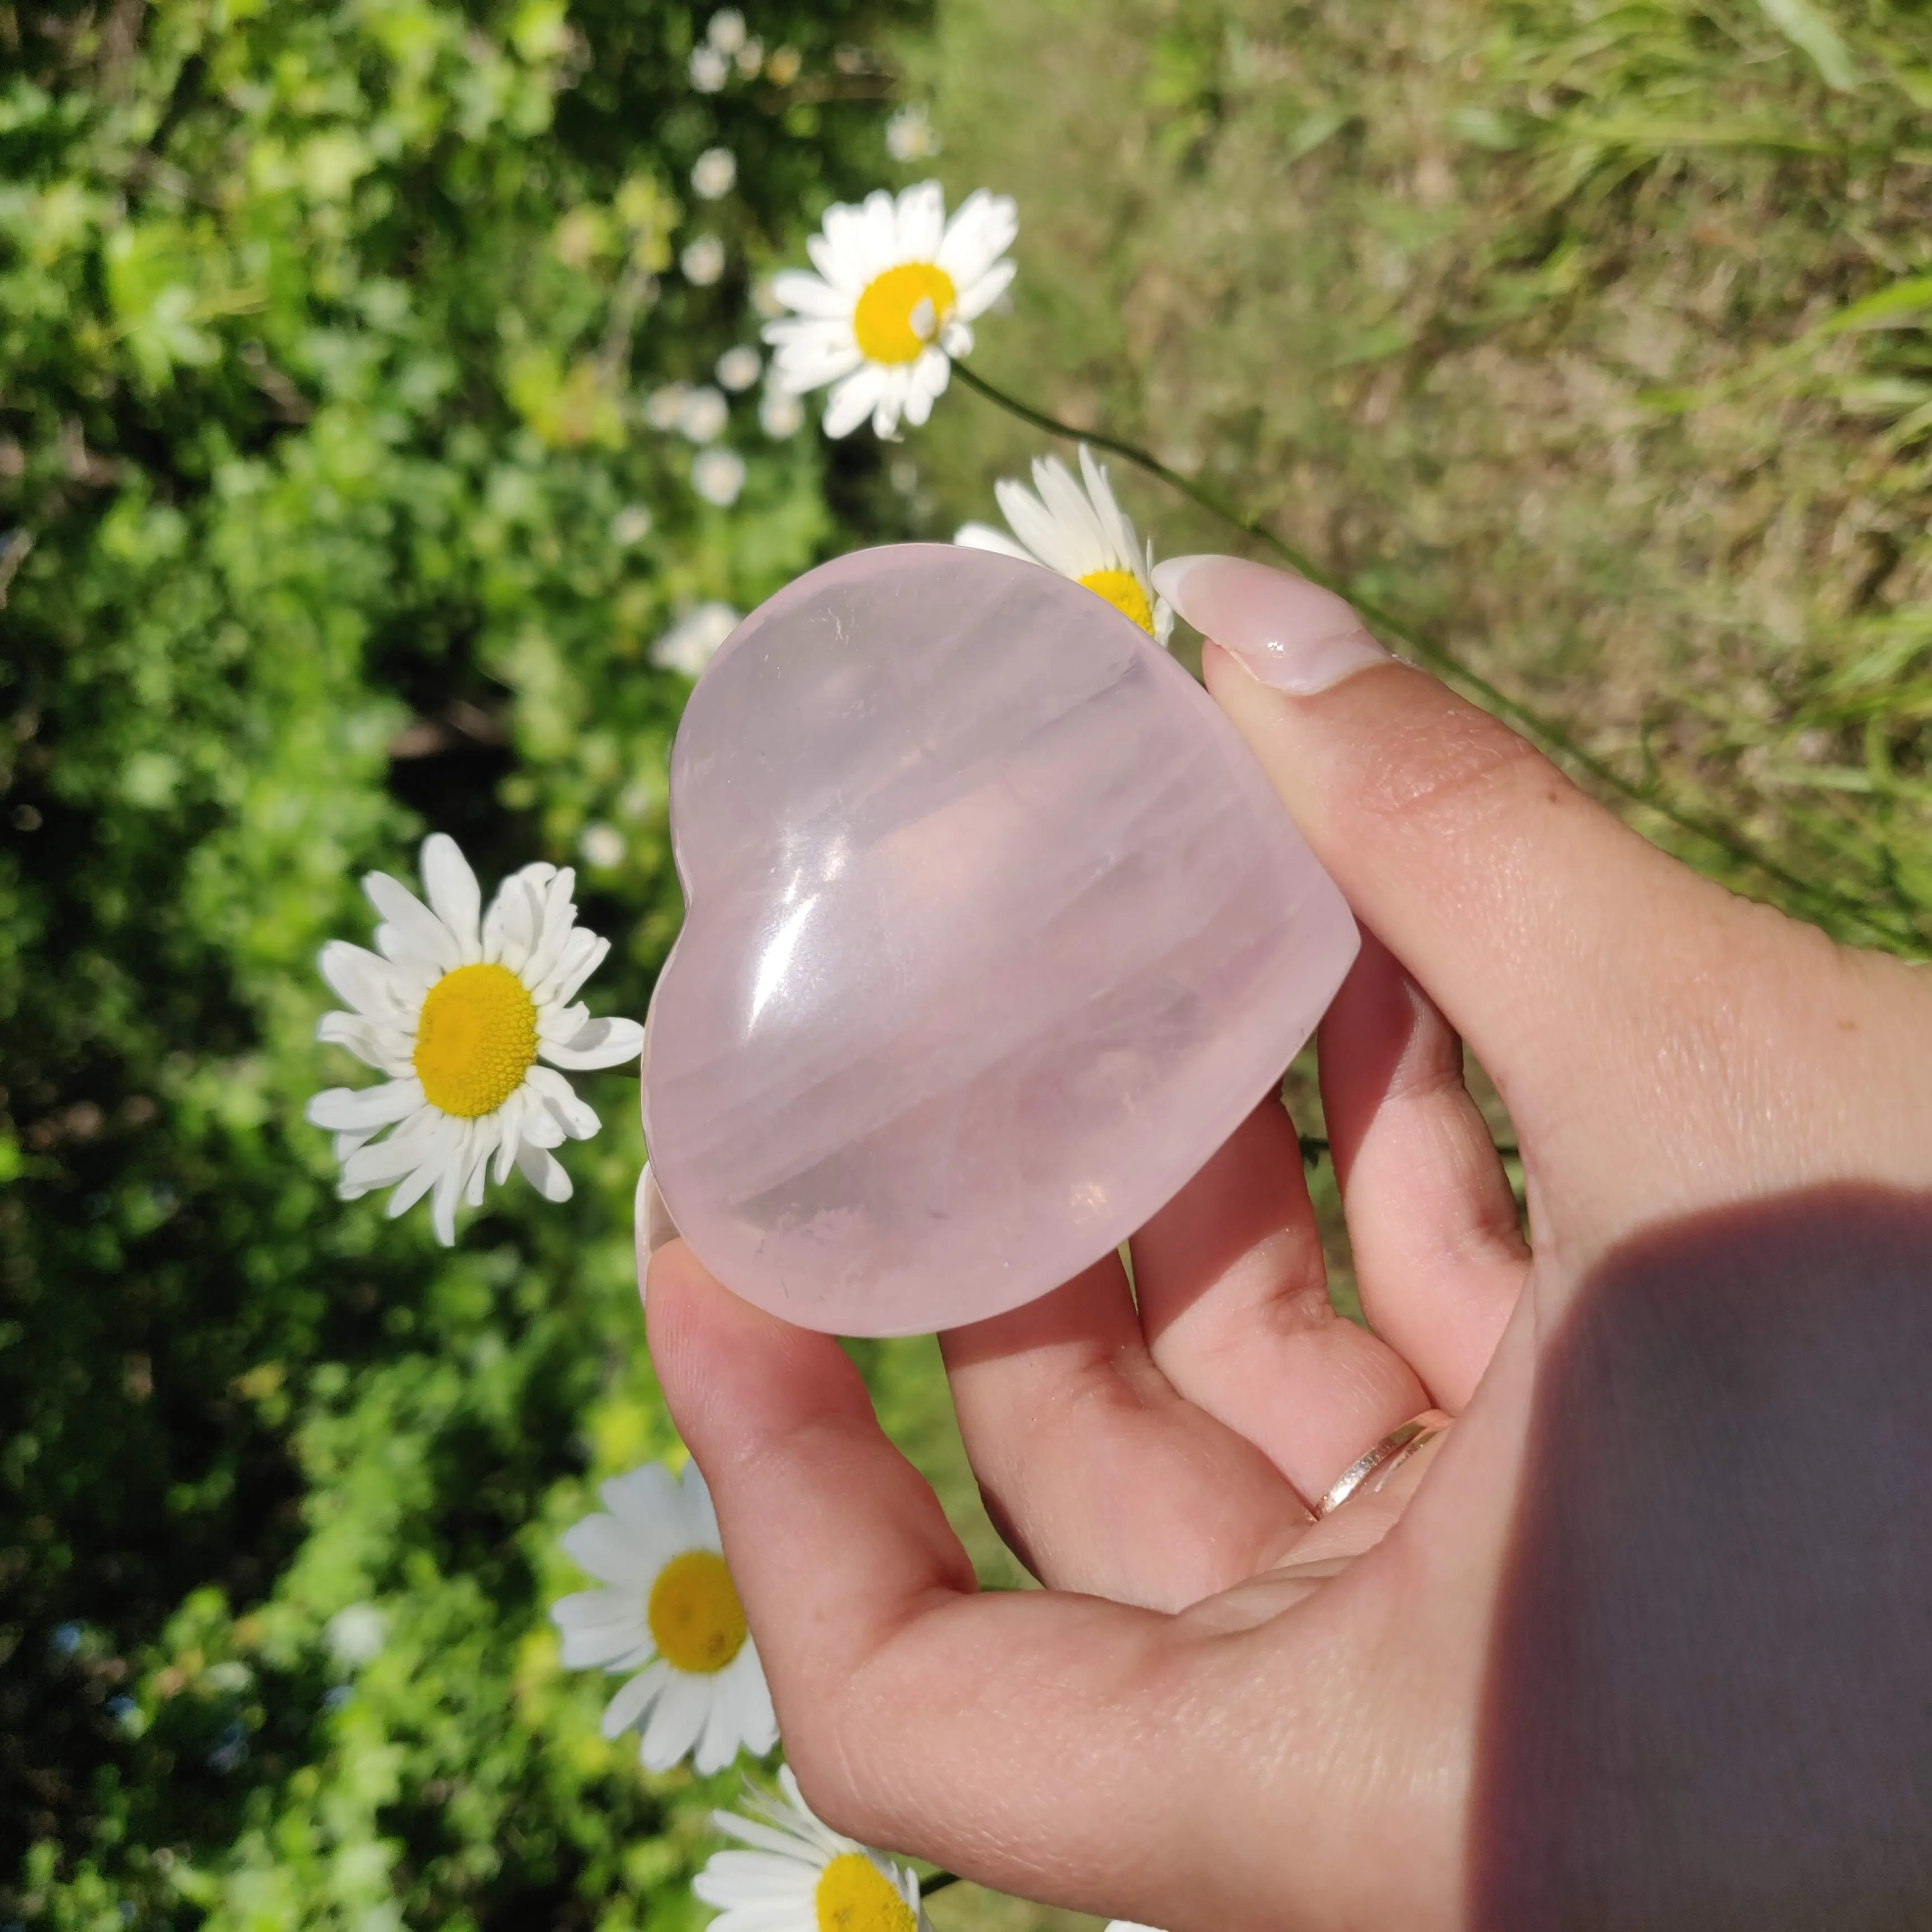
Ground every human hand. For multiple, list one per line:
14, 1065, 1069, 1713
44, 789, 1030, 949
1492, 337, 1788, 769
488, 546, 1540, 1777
645, 555, 1932, 1930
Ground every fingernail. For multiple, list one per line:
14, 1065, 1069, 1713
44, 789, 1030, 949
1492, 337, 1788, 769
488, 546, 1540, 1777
636, 1161, 679, 1308
1152, 555, 1391, 694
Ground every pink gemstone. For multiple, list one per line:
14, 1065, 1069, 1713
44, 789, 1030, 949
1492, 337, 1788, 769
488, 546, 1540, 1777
643, 544, 1358, 1336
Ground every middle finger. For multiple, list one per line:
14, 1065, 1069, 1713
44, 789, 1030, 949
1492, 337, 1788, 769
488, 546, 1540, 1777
941, 1249, 1312, 1610
1133, 1097, 1428, 1507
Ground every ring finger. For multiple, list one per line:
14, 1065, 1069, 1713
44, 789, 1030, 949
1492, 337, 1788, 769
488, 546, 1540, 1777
1131, 1095, 1429, 1507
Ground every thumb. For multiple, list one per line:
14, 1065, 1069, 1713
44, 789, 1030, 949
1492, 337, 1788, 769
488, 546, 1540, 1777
1152, 553, 1755, 1180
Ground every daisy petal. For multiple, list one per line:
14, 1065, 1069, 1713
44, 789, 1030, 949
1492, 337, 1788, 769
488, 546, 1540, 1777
420, 834, 482, 964
558, 1614, 653, 1671
340, 1106, 447, 1190
870, 367, 913, 439
954, 254, 1016, 321
638, 1669, 709, 1772
1034, 456, 1112, 569
363, 872, 461, 974
461, 1120, 494, 1208
680, 1460, 723, 1547
599, 1462, 681, 1538
520, 869, 580, 991
550, 1584, 647, 1634
562, 1512, 657, 1589
429, 1121, 473, 1244
381, 1115, 463, 1219
898, 348, 950, 429
541, 1015, 645, 1071
735, 1646, 778, 1755
1079, 444, 1140, 569
528, 1064, 600, 1139
315, 1010, 400, 1071
693, 1680, 747, 1775
319, 941, 412, 1023
821, 363, 885, 439
515, 1139, 572, 1200
484, 870, 539, 974
954, 522, 1035, 562
769, 269, 850, 318
531, 927, 604, 1007
305, 1078, 425, 1132
996, 474, 1088, 579
601, 1660, 668, 1738
895, 178, 946, 263
938, 188, 1019, 285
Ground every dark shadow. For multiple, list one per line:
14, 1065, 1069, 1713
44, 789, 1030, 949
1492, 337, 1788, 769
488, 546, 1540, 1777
1472, 1186, 1932, 1929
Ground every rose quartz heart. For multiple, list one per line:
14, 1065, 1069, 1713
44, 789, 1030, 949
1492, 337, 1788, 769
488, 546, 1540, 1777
643, 544, 1357, 1336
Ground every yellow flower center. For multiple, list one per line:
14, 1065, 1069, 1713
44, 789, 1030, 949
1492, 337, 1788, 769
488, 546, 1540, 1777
1078, 566, 1156, 636
853, 261, 957, 366
412, 963, 538, 1118
647, 1549, 747, 1674
815, 1853, 917, 1932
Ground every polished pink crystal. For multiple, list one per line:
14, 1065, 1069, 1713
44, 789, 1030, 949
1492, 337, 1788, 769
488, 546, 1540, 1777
643, 544, 1358, 1336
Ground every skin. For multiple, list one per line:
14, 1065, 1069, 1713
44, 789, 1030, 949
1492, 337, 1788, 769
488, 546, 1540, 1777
643, 564, 1932, 1931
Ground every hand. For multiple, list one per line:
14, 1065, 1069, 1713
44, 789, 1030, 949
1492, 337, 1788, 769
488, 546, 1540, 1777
645, 555, 1932, 1930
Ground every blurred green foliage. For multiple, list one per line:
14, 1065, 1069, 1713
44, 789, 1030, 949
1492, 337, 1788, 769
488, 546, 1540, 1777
0, 1, 946, 1925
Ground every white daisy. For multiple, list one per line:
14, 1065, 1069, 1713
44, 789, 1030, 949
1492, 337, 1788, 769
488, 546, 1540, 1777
716, 344, 762, 392
683, 235, 727, 287
693, 447, 747, 507
955, 444, 1174, 645
678, 385, 730, 443
885, 103, 940, 163
692, 146, 737, 200
306, 834, 643, 1245
759, 386, 804, 439
695, 1766, 931, 1932
690, 42, 728, 91
763, 181, 1017, 439
646, 381, 693, 430
610, 502, 652, 546
705, 8, 746, 54
552, 1461, 777, 1776
651, 602, 740, 676
579, 822, 626, 869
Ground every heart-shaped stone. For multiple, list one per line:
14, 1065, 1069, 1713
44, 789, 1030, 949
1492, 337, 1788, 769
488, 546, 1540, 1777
643, 543, 1358, 1336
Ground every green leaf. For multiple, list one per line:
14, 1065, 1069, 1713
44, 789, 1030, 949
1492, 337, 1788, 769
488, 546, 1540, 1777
1755, 0, 1860, 92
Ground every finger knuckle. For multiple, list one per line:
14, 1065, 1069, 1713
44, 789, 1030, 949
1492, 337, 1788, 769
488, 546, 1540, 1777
1342, 693, 1555, 846
781, 1722, 889, 1843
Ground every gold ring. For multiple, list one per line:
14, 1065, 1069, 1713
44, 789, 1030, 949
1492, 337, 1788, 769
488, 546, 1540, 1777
1311, 1410, 1452, 1519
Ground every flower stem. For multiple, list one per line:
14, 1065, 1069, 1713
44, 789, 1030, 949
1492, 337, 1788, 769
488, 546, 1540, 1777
950, 360, 1916, 955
